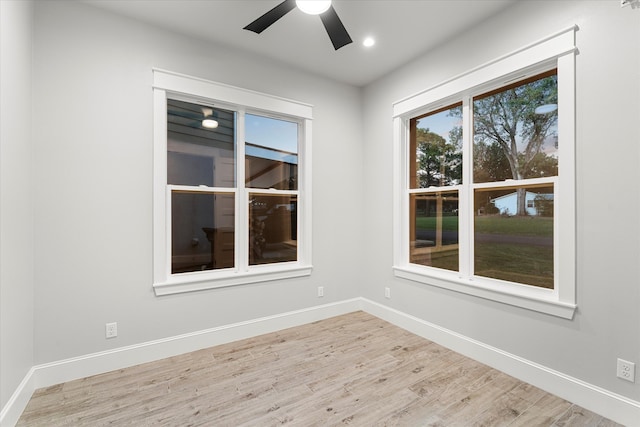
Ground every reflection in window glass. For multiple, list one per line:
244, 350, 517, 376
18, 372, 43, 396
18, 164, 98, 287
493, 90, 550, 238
473, 71, 558, 185
171, 191, 234, 274
410, 104, 463, 189
245, 114, 298, 190
249, 194, 297, 265
410, 192, 459, 271
167, 99, 236, 187
474, 185, 554, 288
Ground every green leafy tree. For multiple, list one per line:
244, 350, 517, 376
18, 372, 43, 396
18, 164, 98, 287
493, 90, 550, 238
472, 74, 558, 215
416, 128, 462, 188
473, 140, 512, 182
415, 127, 462, 188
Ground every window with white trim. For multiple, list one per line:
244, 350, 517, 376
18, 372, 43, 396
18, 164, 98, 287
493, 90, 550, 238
153, 70, 312, 295
392, 28, 577, 318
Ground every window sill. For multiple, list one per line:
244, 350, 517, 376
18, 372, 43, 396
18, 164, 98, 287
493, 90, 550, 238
393, 265, 576, 319
153, 264, 313, 296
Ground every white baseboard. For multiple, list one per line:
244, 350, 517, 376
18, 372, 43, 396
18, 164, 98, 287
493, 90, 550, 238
0, 368, 36, 427
3, 297, 639, 427
1, 298, 361, 427
360, 298, 640, 427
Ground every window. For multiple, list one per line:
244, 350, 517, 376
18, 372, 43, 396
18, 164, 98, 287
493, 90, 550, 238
393, 27, 577, 318
153, 70, 312, 295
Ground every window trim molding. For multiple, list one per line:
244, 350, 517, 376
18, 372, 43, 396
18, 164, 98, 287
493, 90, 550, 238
153, 69, 313, 119
392, 27, 577, 319
393, 26, 578, 118
152, 69, 313, 296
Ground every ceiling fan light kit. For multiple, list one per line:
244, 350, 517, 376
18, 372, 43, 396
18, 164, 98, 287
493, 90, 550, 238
363, 37, 375, 47
295, 0, 331, 15
244, 0, 353, 50
201, 118, 219, 129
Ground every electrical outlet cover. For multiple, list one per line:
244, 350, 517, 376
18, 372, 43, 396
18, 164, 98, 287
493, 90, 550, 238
106, 322, 118, 339
617, 358, 635, 382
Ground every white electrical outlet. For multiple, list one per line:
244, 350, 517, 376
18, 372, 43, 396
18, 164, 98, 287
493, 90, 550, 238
617, 358, 635, 382
317, 286, 324, 297
385, 287, 391, 299
105, 322, 118, 339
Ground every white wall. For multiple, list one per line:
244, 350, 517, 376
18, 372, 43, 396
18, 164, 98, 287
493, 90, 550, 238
31, 1, 363, 364
0, 0, 35, 411
362, 0, 640, 401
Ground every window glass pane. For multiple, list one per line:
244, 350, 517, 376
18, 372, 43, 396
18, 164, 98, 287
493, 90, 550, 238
473, 72, 558, 184
410, 191, 459, 271
167, 99, 235, 187
245, 114, 298, 190
410, 104, 463, 189
249, 193, 297, 265
171, 191, 234, 274
474, 185, 554, 288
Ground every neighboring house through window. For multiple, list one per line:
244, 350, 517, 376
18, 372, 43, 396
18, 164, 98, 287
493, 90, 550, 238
392, 27, 577, 318
153, 70, 312, 295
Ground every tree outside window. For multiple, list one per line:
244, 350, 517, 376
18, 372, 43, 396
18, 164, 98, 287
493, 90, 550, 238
472, 70, 558, 216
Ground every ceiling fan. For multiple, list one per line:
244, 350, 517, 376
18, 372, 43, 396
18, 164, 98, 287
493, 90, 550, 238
243, 0, 353, 51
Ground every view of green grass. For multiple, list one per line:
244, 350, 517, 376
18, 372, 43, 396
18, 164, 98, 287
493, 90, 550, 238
416, 215, 553, 236
430, 250, 458, 272
475, 242, 553, 289
415, 215, 459, 231
474, 215, 553, 237
414, 214, 554, 289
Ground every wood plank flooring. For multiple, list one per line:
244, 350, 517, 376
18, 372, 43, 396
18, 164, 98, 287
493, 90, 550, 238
17, 311, 623, 426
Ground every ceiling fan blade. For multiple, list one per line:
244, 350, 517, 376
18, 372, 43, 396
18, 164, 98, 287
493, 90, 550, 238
319, 5, 352, 50
244, 0, 296, 34
168, 110, 201, 120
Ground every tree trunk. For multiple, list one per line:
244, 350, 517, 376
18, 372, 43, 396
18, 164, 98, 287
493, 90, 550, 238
516, 187, 527, 216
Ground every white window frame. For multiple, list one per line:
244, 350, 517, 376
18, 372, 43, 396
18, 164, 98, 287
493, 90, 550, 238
392, 27, 577, 319
152, 69, 313, 296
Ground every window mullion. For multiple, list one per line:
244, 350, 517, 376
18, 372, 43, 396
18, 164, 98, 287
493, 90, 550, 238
236, 110, 248, 272
460, 96, 473, 278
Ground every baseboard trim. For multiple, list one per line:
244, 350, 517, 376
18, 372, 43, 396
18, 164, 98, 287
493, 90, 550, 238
1, 298, 361, 427
0, 367, 35, 427
34, 298, 362, 389
360, 298, 640, 427
3, 298, 639, 427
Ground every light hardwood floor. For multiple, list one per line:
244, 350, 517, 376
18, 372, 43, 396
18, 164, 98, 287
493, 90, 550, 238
17, 311, 623, 426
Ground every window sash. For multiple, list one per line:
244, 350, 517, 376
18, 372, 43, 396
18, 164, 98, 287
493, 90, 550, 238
248, 189, 299, 267
168, 187, 236, 275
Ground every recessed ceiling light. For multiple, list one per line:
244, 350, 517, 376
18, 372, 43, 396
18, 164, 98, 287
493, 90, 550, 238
363, 37, 375, 47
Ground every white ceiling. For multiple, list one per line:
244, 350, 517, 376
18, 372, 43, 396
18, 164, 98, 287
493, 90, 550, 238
82, 0, 517, 87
